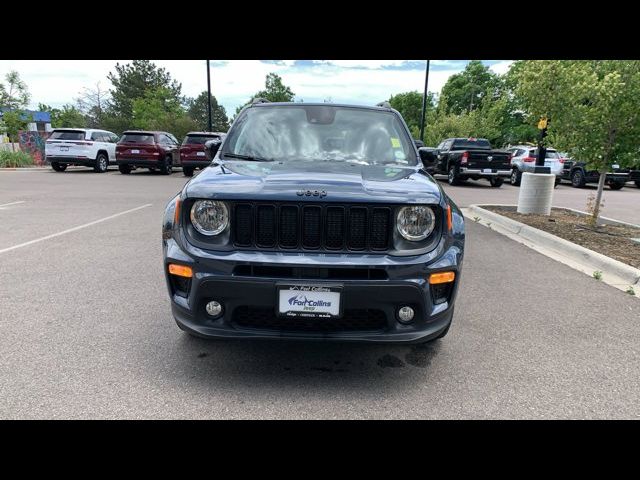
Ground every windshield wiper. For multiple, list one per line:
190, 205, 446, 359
221, 152, 273, 162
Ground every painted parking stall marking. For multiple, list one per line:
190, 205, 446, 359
0, 204, 152, 255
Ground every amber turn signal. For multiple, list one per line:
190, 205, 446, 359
168, 263, 193, 278
429, 271, 455, 284
446, 204, 453, 232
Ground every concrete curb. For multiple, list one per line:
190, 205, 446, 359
0, 167, 47, 171
465, 204, 640, 291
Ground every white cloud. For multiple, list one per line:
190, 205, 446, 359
489, 60, 514, 75
0, 60, 509, 118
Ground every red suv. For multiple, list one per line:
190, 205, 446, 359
116, 131, 180, 175
179, 131, 225, 177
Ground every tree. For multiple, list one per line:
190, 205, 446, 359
106, 60, 182, 122
440, 61, 500, 115
131, 87, 198, 139
1, 110, 31, 151
513, 60, 640, 223
54, 105, 87, 128
186, 91, 230, 132
0, 71, 30, 109
388, 91, 436, 139
234, 73, 295, 117
76, 82, 109, 128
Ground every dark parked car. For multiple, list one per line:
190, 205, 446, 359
116, 131, 180, 175
560, 158, 629, 190
162, 101, 465, 343
179, 131, 226, 177
429, 138, 512, 187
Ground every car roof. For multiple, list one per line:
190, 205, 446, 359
511, 145, 557, 150
122, 130, 165, 135
250, 101, 397, 112
185, 131, 226, 136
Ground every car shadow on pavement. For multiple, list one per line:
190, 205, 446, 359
162, 333, 444, 393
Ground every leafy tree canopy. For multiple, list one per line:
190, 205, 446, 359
234, 73, 295, 117
187, 91, 230, 132
0, 71, 30, 110
440, 60, 500, 115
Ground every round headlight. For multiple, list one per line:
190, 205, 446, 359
396, 206, 435, 241
190, 200, 229, 236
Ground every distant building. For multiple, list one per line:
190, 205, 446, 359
0, 108, 52, 133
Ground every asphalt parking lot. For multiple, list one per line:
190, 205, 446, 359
1, 167, 639, 419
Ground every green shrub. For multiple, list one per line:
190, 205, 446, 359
0, 150, 34, 168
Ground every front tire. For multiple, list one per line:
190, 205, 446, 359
489, 177, 503, 188
636, 181, 640, 189
183, 166, 194, 177
94, 153, 108, 173
609, 181, 625, 190
448, 165, 460, 186
159, 156, 173, 175
510, 168, 522, 186
51, 162, 67, 172
118, 164, 132, 174
571, 169, 586, 188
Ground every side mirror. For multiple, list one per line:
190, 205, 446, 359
413, 139, 425, 149
204, 138, 222, 159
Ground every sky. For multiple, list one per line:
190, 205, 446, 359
0, 60, 513, 116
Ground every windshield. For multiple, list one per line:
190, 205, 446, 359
121, 133, 155, 144
222, 105, 417, 166
49, 130, 85, 140
183, 134, 220, 145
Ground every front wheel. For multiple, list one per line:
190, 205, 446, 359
510, 168, 522, 186
118, 164, 132, 174
51, 162, 67, 172
571, 169, 586, 188
609, 181, 625, 190
159, 156, 173, 175
94, 153, 108, 173
448, 165, 460, 186
183, 166, 194, 177
635, 181, 640, 189
489, 177, 503, 188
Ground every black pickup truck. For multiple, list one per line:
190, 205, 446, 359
423, 138, 512, 187
561, 160, 630, 190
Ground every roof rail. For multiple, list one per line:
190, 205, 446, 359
251, 97, 271, 105
376, 101, 391, 109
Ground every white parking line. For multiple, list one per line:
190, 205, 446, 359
0, 201, 26, 208
0, 204, 152, 255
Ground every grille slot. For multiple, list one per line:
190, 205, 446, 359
256, 205, 276, 247
347, 207, 367, 250
302, 206, 322, 248
370, 208, 391, 250
234, 204, 253, 246
325, 207, 345, 249
279, 205, 299, 248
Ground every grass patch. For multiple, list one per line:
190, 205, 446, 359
0, 150, 34, 168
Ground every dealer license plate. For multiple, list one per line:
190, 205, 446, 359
196, 151, 206, 156
278, 285, 342, 318
131, 149, 140, 154
483, 168, 493, 173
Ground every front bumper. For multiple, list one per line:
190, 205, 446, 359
164, 237, 463, 344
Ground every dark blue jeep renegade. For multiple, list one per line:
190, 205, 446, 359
162, 101, 465, 343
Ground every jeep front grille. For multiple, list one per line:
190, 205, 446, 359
231, 202, 392, 252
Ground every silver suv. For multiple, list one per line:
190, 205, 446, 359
507, 145, 564, 187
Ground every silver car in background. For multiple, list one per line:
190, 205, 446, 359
507, 145, 564, 187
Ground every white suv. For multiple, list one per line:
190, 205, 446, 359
46, 128, 119, 173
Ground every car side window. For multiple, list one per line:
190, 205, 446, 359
442, 140, 452, 151
91, 132, 101, 141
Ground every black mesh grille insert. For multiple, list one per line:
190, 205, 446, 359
229, 202, 414, 252
348, 207, 367, 250
302, 206, 322, 248
256, 205, 276, 247
233, 306, 388, 332
325, 207, 345, 249
279, 205, 298, 248
234, 204, 253, 246
370, 208, 391, 250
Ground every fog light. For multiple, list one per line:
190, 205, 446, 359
398, 306, 415, 324
206, 301, 223, 318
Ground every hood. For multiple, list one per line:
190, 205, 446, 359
185, 160, 442, 204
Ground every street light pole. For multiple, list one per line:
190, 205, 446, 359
206, 60, 212, 132
419, 60, 430, 142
